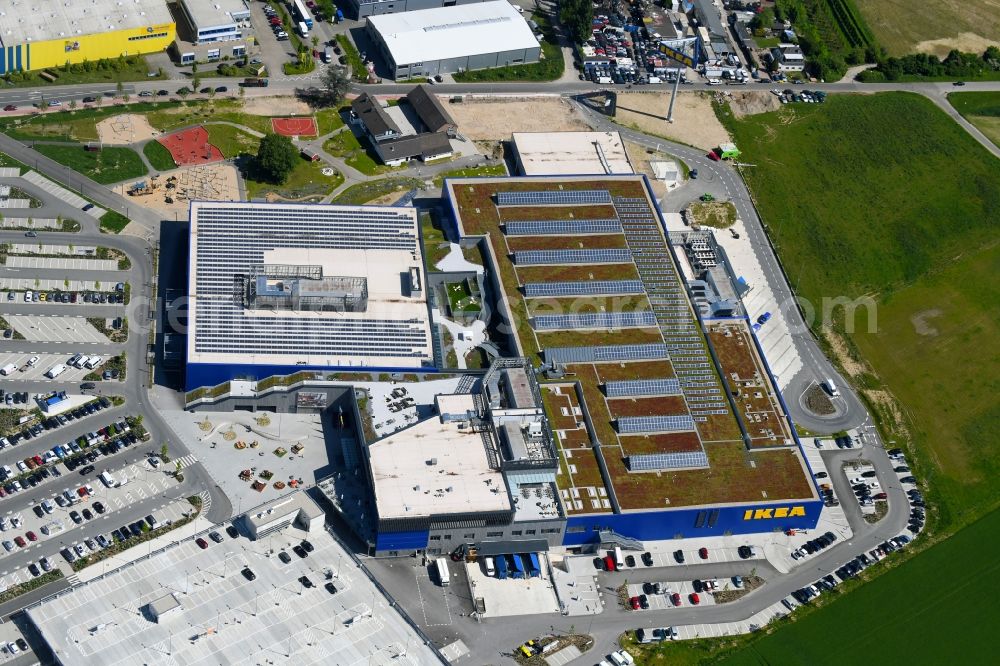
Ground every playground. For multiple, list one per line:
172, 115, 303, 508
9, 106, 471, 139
113, 163, 241, 215
96, 113, 160, 145
271, 116, 318, 138
156, 126, 224, 166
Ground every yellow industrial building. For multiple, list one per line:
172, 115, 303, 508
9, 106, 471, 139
0, 0, 175, 74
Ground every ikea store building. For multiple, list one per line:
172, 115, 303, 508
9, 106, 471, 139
0, 0, 174, 74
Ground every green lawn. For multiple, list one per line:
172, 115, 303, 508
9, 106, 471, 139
315, 108, 346, 136
331, 177, 425, 205
420, 210, 450, 270
34, 144, 147, 185
336, 35, 366, 82
0, 102, 179, 142
453, 41, 564, 82
146, 99, 277, 135
720, 93, 1000, 532
99, 211, 130, 234
445, 280, 481, 312
432, 163, 507, 187
205, 124, 261, 158
948, 91, 1000, 147
142, 141, 176, 171
323, 130, 396, 176
244, 158, 343, 202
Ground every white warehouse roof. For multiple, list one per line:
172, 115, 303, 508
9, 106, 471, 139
368, 0, 539, 66
513, 132, 635, 176
0, 0, 172, 45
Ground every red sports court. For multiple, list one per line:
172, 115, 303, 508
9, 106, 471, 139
156, 126, 223, 166
271, 116, 318, 137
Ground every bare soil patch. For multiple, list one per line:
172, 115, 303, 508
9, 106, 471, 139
613, 92, 729, 150
914, 32, 999, 58
243, 96, 312, 116
910, 308, 943, 336
447, 97, 589, 141
727, 90, 782, 118
96, 114, 160, 145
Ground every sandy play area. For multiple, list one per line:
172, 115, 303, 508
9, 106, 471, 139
112, 163, 240, 216
243, 96, 312, 116
96, 114, 160, 145
613, 92, 729, 150
447, 97, 590, 141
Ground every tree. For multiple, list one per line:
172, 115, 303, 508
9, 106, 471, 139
160, 443, 170, 462
559, 0, 592, 43
311, 35, 320, 50
116, 80, 124, 97
750, 7, 775, 31
299, 65, 351, 108
255, 133, 299, 184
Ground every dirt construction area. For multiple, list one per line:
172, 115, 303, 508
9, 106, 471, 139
446, 97, 590, 141
112, 163, 240, 216
96, 114, 160, 145
726, 91, 783, 118
613, 92, 729, 150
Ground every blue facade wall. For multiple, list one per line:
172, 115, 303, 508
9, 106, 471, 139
376, 529, 429, 552
185, 361, 441, 391
561, 500, 822, 547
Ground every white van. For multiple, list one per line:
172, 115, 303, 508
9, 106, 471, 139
76, 356, 93, 369
0, 363, 16, 376
68, 354, 83, 368
99, 471, 116, 488
483, 556, 496, 576
84, 355, 103, 369
613, 546, 624, 569
45, 364, 66, 379
24, 291, 33, 302
41, 521, 64, 536
824, 378, 840, 397
647, 76, 662, 84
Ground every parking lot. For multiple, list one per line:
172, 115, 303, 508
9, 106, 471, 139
625, 578, 719, 610
0, 352, 96, 381
5, 315, 109, 343
1, 278, 121, 292
5, 256, 119, 271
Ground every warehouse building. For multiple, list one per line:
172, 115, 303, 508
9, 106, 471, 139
0, 0, 175, 74
346, 0, 488, 20
512, 131, 635, 176
176, 0, 251, 45
185, 201, 434, 389
366, 1, 540, 80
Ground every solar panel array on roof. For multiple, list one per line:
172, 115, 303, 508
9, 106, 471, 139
496, 190, 611, 206
505, 219, 622, 235
605, 378, 682, 398
546, 343, 668, 365
523, 280, 645, 297
513, 249, 632, 265
533, 311, 657, 331
614, 195, 729, 418
617, 415, 697, 434
628, 451, 709, 471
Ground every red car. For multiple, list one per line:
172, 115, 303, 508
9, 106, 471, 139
270, 17, 282, 25
196, 537, 208, 549
3, 104, 15, 111
26, 531, 37, 542
14, 536, 26, 547
707, 151, 720, 161
874, 492, 887, 500
603, 555, 616, 572
689, 592, 701, 605
671, 592, 682, 606
77, 487, 90, 498
699, 547, 709, 560
629, 596, 641, 610
32, 455, 44, 466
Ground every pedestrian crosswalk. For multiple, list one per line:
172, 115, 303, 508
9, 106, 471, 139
197, 490, 212, 516
173, 454, 198, 469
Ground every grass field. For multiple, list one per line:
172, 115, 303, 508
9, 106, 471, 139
948, 91, 1000, 146
420, 210, 450, 270
244, 159, 343, 202
322, 130, 394, 176
99, 211, 130, 234
34, 144, 147, 185
330, 177, 425, 206
205, 124, 261, 159
856, 0, 1000, 55
453, 41, 564, 82
142, 141, 176, 171
432, 163, 508, 187
721, 93, 1000, 531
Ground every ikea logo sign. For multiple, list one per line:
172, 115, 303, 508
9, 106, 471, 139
743, 506, 807, 520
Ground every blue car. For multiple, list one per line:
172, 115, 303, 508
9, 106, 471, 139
757, 312, 772, 325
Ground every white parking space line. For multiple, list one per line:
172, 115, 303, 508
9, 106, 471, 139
5, 315, 109, 343
6, 256, 119, 272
